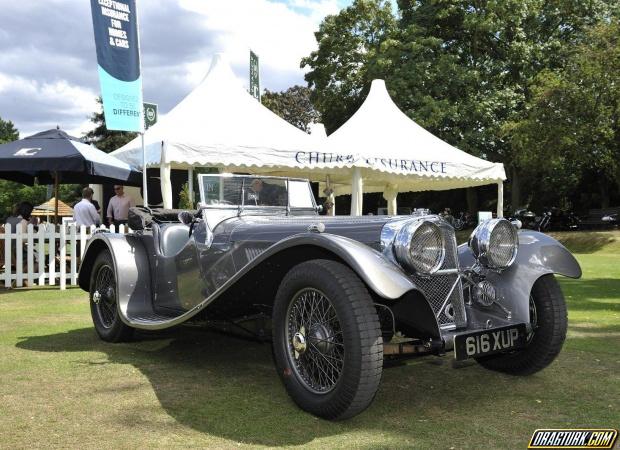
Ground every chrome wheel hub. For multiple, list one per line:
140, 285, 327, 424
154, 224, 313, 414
93, 290, 101, 304
292, 331, 307, 356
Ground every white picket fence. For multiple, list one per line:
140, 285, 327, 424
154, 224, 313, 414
0, 223, 131, 290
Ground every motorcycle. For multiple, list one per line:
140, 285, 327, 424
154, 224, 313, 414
537, 207, 580, 232
453, 211, 476, 231
512, 209, 538, 230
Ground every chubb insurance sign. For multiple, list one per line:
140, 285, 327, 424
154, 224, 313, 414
90, 0, 143, 132
294, 151, 448, 174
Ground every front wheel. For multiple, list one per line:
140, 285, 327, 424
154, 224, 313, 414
89, 250, 134, 342
476, 274, 567, 375
272, 259, 383, 420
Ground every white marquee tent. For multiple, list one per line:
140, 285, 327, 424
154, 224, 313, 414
256, 80, 507, 216
111, 55, 506, 216
111, 54, 319, 208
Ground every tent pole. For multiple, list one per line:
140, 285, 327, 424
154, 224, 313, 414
54, 172, 59, 225
188, 167, 194, 208
383, 183, 398, 215
351, 167, 363, 216
160, 142, 173, 209
160, 163, 172, 209
497, 181, 504, 218
141, 132, 148, 208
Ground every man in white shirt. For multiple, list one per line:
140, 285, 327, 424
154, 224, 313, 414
73, 187, 101, 227
107, 185, 133, 226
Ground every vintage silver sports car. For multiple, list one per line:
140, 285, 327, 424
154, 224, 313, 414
78, 174, 582, 420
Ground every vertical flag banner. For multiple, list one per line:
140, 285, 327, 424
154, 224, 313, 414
250, 50, 260, 102
143, 102, 158, 129
90, 0, 143, 132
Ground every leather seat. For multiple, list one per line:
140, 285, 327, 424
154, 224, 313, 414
157, 223, 190, 256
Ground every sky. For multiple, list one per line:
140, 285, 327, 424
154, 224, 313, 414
0, 0, 352, 137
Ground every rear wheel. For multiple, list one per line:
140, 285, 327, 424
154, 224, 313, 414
476, 275, 567, 375
272, 259, 383, 420
89, 250, 134, 342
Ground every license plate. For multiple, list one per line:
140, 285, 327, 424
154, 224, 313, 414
453, 324, 527, 361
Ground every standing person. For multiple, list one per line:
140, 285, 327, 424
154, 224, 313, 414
73, 187, 101, 227
107, 185, 133, 226
6, 202, 34, 232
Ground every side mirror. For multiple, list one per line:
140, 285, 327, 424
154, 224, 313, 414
316, 204, 324, 213
178, 211, 194, 225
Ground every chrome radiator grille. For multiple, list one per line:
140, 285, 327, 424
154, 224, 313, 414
410, 224, 467, 328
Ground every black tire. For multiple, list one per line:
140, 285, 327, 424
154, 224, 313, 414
272, 259, 383, 420
476, 274, 567, 375
89, 250, 134, 342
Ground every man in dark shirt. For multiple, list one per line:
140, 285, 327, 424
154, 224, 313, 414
247, 179, 287, 206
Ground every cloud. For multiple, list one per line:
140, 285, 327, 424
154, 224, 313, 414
0, 0, 345, 138
0, 73, 98, 136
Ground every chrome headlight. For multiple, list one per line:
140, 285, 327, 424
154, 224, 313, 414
394, 220, 445, 275
469, 218, 518, 269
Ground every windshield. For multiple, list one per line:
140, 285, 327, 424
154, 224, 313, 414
199, 175, 315, 209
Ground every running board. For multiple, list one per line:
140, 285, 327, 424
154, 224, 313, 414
122, 298, 215, 330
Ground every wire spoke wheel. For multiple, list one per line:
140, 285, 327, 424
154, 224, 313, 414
285, 288, 344, 394
94, 264, 117, 329
89, 250, 133, 343
273, 259, 382, 419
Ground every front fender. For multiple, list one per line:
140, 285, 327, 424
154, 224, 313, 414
458, 230, 581, 323
229, 233, 440, 338
248, 232, 417, 300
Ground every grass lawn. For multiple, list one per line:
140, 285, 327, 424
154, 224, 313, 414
0, 231, 619, 449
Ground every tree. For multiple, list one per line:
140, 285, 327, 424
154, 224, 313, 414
391, 0, 614, 210
505, 20, 620, 208
84, 97, 137, 153
303, 0, 616, 211
301, 0, 396, 133
262, 86, 320, 132
0, 116, 18, 144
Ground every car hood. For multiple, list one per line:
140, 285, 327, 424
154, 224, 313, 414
222, 215, 400, 250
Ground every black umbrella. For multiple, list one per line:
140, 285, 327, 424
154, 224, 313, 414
0, 128, 142, 223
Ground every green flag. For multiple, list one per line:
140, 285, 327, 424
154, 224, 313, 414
250, 50, 260, 102
143, 102, 158, 129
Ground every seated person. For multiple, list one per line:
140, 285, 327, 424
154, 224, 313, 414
246, 179, 286, 206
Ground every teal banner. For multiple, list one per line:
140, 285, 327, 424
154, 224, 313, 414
90, 0, 144, 132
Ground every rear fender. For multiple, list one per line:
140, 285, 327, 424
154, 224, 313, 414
458, 230, 581, 323
78, 233, 152, 326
